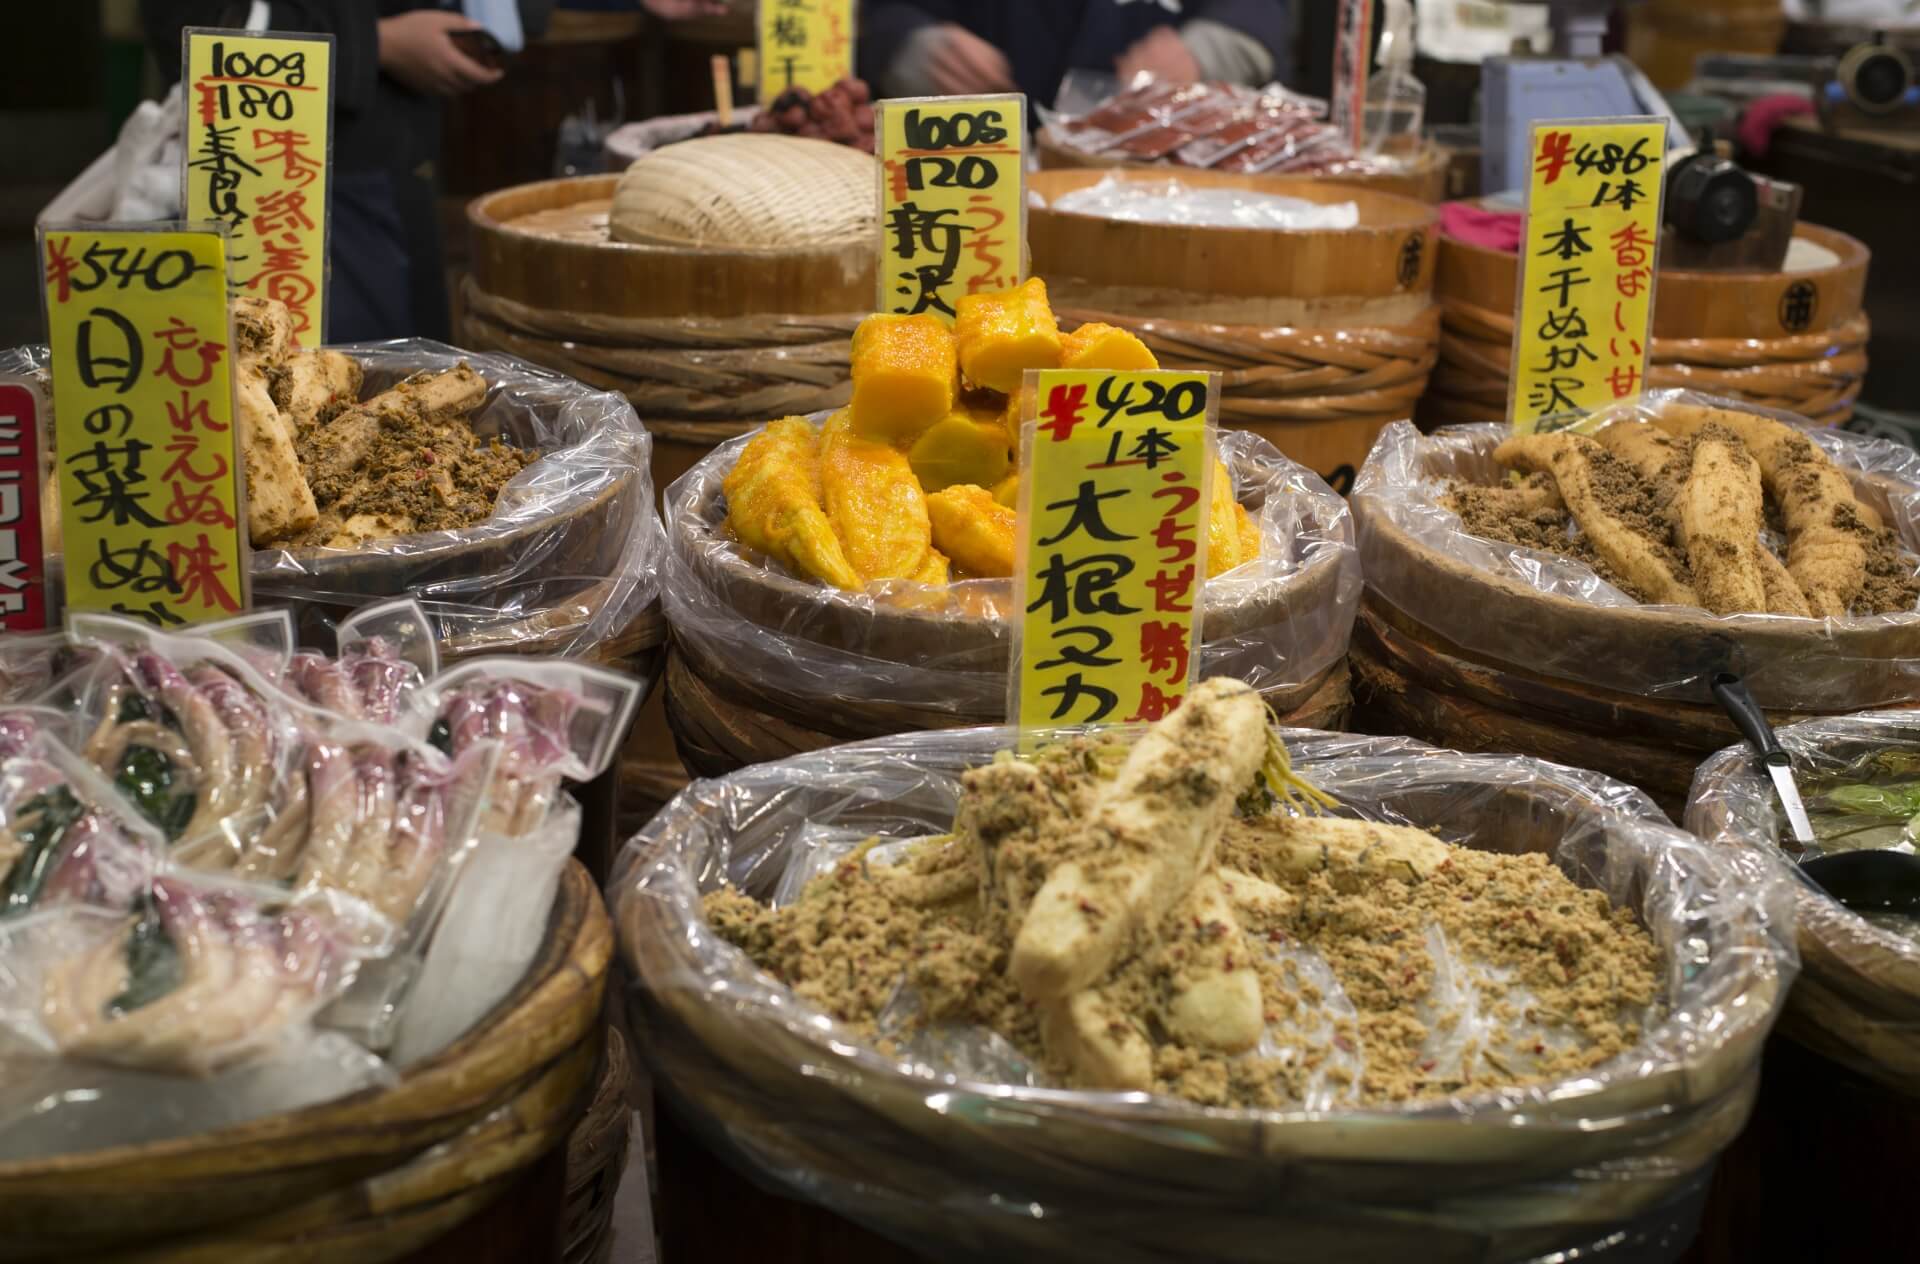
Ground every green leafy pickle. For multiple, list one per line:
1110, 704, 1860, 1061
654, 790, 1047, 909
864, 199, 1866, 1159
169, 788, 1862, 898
106, 899, 182, 1017
0, 787, 85, 915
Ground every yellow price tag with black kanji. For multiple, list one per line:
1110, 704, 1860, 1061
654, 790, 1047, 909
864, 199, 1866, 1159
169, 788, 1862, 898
39, 225, 250, 625
1510, 117, 1668, 434
876, 94, 1026, 322
182, 29, 333, 343
757, 0, 853, 98
1012, 369, 1217, 730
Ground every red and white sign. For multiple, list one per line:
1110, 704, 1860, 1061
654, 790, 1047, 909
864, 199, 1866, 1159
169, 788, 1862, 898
0, 378, 47, 631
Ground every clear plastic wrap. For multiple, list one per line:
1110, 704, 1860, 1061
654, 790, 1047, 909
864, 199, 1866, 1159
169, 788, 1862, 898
1690, 713, 1920, 1092
4, 339, 665, 660
0, 710, 159, 916
1351, 390, 1920, 708
1046, 174, 1359, 229
615, 726, 1794, 1263
663, 423, 1360, 731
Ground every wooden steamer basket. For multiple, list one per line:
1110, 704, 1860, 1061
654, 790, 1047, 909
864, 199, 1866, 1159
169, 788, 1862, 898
1350, 423, 1920, 817
615, 732, 1784, 1262
1422, 214, 1871, 428
0, 863, 611, 1262
1035, 127, 1452, 203
1028, 169, 1439, 494
662, 434, 1357, 776
464, 174, 872, 501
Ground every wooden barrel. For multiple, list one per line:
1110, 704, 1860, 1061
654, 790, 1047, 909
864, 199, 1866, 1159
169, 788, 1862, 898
1029, 168, 1438, 494
1036, 129, 1451, 203
1422, 217, 1872, 429
464, 174, 872, 504
0, 862, 611, 1263
1350, 426, 1920, 816
1629, 0, 1787, 92
662, 437, 1358, 776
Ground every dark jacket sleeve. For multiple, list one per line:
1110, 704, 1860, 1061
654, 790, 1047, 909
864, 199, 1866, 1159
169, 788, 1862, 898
1188, 0, 1291, 71
858, 0, 961, 89
140, 0, 380, 118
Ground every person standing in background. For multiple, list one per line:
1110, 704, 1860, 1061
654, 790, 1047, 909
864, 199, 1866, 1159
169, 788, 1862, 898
860, 0, 1290, 108
141, 1, 552, 342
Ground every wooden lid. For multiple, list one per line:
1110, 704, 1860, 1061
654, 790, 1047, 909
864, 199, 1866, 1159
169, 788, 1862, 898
467, 174, 877, 320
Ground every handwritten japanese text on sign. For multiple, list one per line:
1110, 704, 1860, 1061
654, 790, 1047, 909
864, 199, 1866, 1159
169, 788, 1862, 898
0, 378, 48, 631
1510, 117, 1668, 434
877, 94, 1026, 322
40, 226, 250, 626
1013, 369, 1216, 730
182, 29, 332, 343
757, 0, 853, 97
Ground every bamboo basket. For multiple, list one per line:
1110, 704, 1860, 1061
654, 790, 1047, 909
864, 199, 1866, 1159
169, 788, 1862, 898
1351, 425, 1920, 817
0, 862, 612, 1263
1036, 128, 1452, 203
1029, 168, 1438, 493
464, 175, 873, 501
1422, 217, 1872, 428
663, 438, 1358, 776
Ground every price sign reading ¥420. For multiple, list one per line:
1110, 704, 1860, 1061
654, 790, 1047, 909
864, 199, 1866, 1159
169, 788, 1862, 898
876, 94, 1026, 322
182, 29, 333, 343
1510, 117, 1668, 434
39, 225, 250, 626
757, 0, 853, 98
1012, 369, 1218, 731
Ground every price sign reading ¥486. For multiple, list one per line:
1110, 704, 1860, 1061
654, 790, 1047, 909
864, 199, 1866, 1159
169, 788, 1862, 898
1012, 369, 1218, 731
182, 28, 333, 344
876, 94, 1026, 322
757, 0, 853, 98
1510, 117, 1669, 434
39, 225, 250, 626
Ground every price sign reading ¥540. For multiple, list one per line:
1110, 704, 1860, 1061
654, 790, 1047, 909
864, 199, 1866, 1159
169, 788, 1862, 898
1510, 117, 1669, 434
876, 94, 1026, 322
1012, 368, 1218, 731
182, 28, 333, 344
757, 0, 853, 98
39, 225, 250, 626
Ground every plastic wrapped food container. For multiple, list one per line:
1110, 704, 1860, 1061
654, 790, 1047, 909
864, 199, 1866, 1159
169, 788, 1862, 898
661, 422, 1360, 759
6, 340, 666, 663
1690, 712, 1920, 1092
615, 726, 1794, 1263
1351, 393, 1920, 711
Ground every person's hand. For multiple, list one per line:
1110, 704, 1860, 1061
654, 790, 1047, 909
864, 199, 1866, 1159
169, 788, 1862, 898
377, 11, 505, 97
923, 24, 1016, 95
1115, 26, 1202, 86
641, 0, 731, 18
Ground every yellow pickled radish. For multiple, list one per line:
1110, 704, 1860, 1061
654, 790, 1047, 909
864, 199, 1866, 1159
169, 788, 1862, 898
928, 483, 1018, 578
1059, 321, 1157, 371
992, 471, 1021, 509
850, 313, 956, 445
1206, 458, 1242, 578
909, 407, 1013, 493
954, 277, 1063, 393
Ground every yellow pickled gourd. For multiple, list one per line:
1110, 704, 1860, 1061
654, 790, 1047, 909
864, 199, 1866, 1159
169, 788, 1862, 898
819, 409, 932, 581
909, 406, 1013, 493
850, 313, 956, 444
954, 277, 1063, 393
927, 483, 1018, 578
1059, 321, 1158, 372
723, 417, 863, 591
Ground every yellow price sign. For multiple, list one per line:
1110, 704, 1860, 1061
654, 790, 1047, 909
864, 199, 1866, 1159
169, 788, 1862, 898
876, 94, 1026, 322
757, 0, 854, 98
182, 29, 333, 343
1012, 368, 1217, 730
39, 225, 250, 625
1510, 117, 1669, 434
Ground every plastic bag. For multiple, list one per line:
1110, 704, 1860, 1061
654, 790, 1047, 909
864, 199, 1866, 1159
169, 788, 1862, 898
613, 725, 1794, 1264
1350, 390, 1920, 708
1046, 173, 1359, 229
0, 709, 159, 916
663, 424, 1360, 730
1689, 711, 1920, 1092
287, 597, 435, 724
3, 339, 667, 662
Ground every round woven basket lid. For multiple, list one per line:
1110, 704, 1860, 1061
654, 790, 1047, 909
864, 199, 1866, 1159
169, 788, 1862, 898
609, 134, 877, 249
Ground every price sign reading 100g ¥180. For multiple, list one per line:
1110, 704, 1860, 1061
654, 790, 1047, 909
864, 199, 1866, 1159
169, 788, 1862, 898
1013, 369, 1218, 731
40, 225, 250, 626
876, 94, 1026, 323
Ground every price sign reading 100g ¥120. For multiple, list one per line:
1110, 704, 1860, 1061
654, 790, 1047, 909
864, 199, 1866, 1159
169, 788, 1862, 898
1013, 369, 1218, 731
182, 28, 333, 344
757, 0, 853, 98
1510, 117, 1668, 434
40, 225, 250, 626
876, 94, 1026, 322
